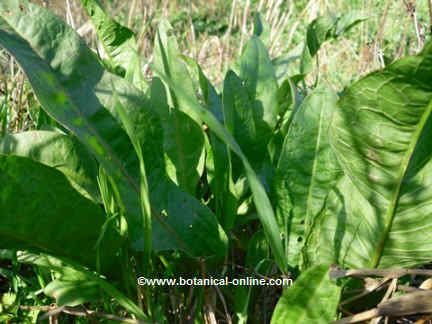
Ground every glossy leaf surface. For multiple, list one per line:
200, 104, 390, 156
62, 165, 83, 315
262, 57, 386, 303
271, 265, 340, 323
304, 42, 432, 268
79, 0, 142, 84
155, 68, 288, 273
0, 0, 227, 257
0, 130, 99, 202
152, 21, 205, 195
273, 88, 342, 267
0, 155, 121, 277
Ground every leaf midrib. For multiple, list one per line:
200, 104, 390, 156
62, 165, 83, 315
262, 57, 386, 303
371, 97, 432, 267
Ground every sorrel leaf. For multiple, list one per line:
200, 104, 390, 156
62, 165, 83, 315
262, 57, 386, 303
0, 155, 121, 277
236, 36, 279, 123
16, 252, 149, 320
304, 42, 432, 268
0, 0, 227, 257
155, 68, 288, 273
271, 265, 341, 323
79, 0, 141, 84
301, 12, 367, 76
0, 130, 99, 202
273, 88, 343, 267
222, 70, 273, 177
152, 20, 205, 195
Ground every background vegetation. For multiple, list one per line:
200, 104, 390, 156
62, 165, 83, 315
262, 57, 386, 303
1, 0, 430, 135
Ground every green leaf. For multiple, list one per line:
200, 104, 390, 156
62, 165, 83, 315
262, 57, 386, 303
178, 59, 239, 230
111, 87, 152, 267
150, 77, 204, 195
273, 88, 343, 267
0, 2, 145, 250
154, 68, 288, 273
223, 70, 273, 177
253, 12, 271, 47
245, 231, 269, 268
152, 21, 205, 195
225, 36, 279, 190
44, 275, 101, 307
0, 1, 227, 258
236, 36, 279, 126
18, 252, 149, 321
271, 265, 341, 323
333, 10, 368, 37
268, 78, 303, 166
305, 41, 432, 269
300, 12, 367, 75
0, 130, 99, 202
0, 155, 121, 277
79, 0, 143, 86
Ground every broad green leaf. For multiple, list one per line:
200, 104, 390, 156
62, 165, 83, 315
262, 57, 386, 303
154, 69, 288, 273
44, 275, 101, 307
300, 12, 367, 75
253, 13, 271, 47
235, 36, 279, 125
273, 88, 343, 267
271, 265, 341, 323
305, 41, 432, 269
178, 59, 238, 230
0, 0, 227, 258
79, 0, 142, 86
150, 78, 204, 195
223, 70, 273, 177
268, 78, 303, 166
0, 130, 99, 202
300, 15, 336, 76
152, 21, 205, 195
0, 2, 145, 250
204, 88, 238, 230
0, 155, 121, 277
17, 252, 149, 321
111, 88, 152, 267
333, 10, 368, 37
153, 20, 201, 124
225, 37, 279, 189
245, 231, 269, 268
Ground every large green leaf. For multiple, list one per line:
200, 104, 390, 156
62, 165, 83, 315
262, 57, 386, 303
0, 155, 121, 277
253, 13, 271, 47
235, 36, 279, 124
0, 130, 99, 202
149, 77, 204, 196
271, 265, 341, 323
304, 41, 432, 269
222, 70, 273, 178
0, 1, 144, 250
223, 37, 280, 198
79, 0, 142, 86
167, 56, 239, 230
16, 252, 148, 320
199, 68, 238, 230
155, 68, 288, 273
301, 12, 367, 76
273, 88, 343, 267
0, 0, 227, 257
152, 21, 205, 195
